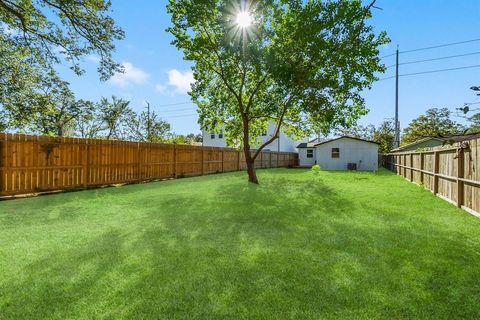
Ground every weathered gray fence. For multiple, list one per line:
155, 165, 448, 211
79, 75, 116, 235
381, 137, 480, 217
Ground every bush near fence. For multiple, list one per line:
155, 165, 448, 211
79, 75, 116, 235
381, 137, 480, 217
0, 133, 298, 197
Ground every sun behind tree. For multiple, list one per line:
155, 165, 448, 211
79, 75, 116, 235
167, 0, 388, 183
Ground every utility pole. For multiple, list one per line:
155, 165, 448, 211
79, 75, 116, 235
394, 45, 400, 148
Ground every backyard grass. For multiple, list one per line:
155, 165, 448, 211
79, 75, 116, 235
1, 168, 480, 319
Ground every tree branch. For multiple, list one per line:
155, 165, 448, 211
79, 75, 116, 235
252, 96, 292, 161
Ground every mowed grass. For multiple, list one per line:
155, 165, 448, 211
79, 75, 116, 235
1, 169, 480, 319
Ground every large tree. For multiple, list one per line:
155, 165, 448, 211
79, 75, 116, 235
0, 0, 124, 80
0, 0, 124, 131
401, 108, 465, 145
167, 0, 388, 183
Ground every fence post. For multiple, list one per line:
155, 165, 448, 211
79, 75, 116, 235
433, 151, 439, 195
173, 144, 178, 178
137, 142, 142, 182
420, 152, 424, 185
201, 148, 205, 175
83, 139, 88, 189
457, 148, 465, 208
269, 152, 272, 168
221, 149, 224, 173
410, 153, 414, 182
277, 152, 280, 167
237, 150, 241, 171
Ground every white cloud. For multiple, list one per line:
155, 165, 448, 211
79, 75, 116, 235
86, 54, 100, 63
155, 84, 166, 93
167, 69, 194, 94
110, 62, 149, 87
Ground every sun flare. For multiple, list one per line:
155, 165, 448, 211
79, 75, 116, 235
236, 11, 252, 28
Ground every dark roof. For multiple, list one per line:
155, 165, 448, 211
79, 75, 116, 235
313, 136, 380, 146
298, 136, 379, 148
297, 142, 318, 148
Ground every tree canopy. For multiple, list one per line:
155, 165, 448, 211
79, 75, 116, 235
401, 108, 465, 145
0, 0, 125, 132
167, 0, 388, 183
0, 0, 124, 80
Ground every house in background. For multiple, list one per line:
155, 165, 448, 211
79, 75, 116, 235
297, 136, 379, 171
393, 132, 480, 152
202, 122, 307, 152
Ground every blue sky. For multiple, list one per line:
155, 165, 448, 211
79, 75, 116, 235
58, 0, 480, 135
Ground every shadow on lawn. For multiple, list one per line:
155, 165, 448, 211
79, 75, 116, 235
2, 172, 480, 319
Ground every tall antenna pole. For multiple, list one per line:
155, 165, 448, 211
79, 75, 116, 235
394, 45, 400, 148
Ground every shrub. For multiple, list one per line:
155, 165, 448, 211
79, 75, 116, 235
311, 164, 321, 174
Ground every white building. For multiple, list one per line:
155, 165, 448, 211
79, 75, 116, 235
203, 122, 307, 152
297, 136, 379, 171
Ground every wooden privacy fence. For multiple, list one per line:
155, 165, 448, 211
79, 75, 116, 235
0, 133, 298, 197
381, 137, 480, 217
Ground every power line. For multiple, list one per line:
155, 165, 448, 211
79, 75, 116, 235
163, 113, 198, 118
378, 64, 480, 81
380, 37, 480, 59
154, 101, 194, 107
385, 51, 480, 68
157, 107, 197, 113
401, 38, 480, 54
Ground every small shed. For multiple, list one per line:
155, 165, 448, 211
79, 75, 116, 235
297, 136, 379, 171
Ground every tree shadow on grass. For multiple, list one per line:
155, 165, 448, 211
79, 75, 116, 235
2, 171, 480, 319
1, 230, 126, 319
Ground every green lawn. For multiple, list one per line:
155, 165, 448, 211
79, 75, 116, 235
1, 169, 480, 319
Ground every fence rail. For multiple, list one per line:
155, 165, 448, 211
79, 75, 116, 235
0, 133, 298, 197
381, 137, 480, 217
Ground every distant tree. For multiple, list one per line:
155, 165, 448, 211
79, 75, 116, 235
74, 100, 102, 138
467, 113, 480, 133
334, 124, 375, 140
28, 72, 86, 136
457, 86, 480, 133
168, 133, 202, 145
401, 108, 465, 145
128, 110, 172, 142
186, 133, 202, 144
97, 96, 135, 140
373, 118, 395, 153
0, 0, 124, 80
168, 0, 388, 183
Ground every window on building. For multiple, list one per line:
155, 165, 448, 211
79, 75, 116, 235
210, 133, 215, 139
218, 131, 223, 139
307, 149, 314, 158
331, 148, 340, 158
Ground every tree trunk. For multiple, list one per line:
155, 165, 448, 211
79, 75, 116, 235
241, 115, 259, 184
244, 148, 258, 184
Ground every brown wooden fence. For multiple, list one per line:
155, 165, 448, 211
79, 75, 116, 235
0, 133, 298, 197
381, 137, 480, 217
